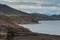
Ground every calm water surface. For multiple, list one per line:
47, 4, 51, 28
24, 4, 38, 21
19, 20, 60, 35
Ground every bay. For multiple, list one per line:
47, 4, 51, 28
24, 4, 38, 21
19, 20, 60, 35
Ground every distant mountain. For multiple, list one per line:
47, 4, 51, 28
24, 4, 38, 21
30, 13, 51, 20
30, 13, 60, 20
50, 15, 60, 20
31, 13, 49, 17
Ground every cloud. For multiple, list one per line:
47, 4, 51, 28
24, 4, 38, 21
4, 0, 60, 7
8, 5, 60, 14
9, 5, 60, 10
1, 0, 60, 14
4, 0, 38, 2
4, 0, 20, 2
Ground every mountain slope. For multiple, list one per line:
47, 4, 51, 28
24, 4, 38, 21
0, 4, 28, 15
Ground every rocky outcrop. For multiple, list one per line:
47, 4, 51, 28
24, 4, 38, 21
9, 15, 38, 24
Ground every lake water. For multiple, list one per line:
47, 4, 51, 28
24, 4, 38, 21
19, 20, 60, 35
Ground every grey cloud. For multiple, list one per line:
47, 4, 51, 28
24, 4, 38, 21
0, 0, 60, 14
4, 0, 60, 7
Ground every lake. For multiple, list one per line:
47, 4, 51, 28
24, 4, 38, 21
19, 20, 60, 35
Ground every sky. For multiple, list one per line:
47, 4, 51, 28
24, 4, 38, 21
0, 0, 60, 15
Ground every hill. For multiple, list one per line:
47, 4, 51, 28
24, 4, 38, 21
0, 15, 31, 33
0, 4, 28, 15
0, 15, 60, 40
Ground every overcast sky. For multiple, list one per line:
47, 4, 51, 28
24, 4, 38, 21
0, 0, 60, 15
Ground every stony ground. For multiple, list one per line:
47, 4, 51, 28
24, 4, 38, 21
7, 35, 60, 40
0, 33, 60, 40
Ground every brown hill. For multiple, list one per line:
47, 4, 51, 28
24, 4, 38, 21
0, 15, 31, 33
0, 15, 60, 40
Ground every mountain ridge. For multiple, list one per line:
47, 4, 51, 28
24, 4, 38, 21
30, 13, 60, 20
0, 4, 29, 15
